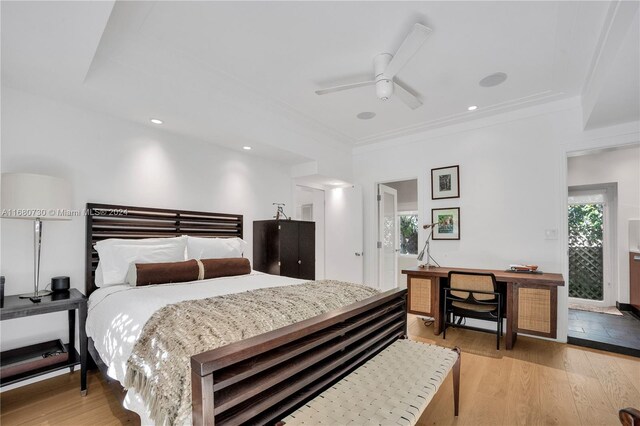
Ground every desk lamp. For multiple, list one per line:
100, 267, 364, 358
417, 222, 440, 269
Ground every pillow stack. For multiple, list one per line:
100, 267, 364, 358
94, 236, 249, 287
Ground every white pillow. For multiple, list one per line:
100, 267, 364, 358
94, 236, 187, 287
186, 237, 248, 260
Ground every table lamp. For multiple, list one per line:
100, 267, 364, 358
1, 173, 71, 300
417, 222, 440, 269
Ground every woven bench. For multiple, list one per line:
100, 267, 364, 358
281, 339, 461, 425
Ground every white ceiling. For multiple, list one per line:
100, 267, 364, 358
585, 11, 640, 129
384, 179, 418, 206
2, 1, 637, 163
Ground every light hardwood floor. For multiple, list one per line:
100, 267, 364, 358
1, 315, 638, 425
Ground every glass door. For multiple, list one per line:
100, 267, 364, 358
568, 190, 611, 306
378, 184, 398, 290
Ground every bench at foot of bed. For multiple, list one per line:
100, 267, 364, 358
281, 339, 461, 425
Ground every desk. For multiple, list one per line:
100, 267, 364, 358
402, 266, 564, 349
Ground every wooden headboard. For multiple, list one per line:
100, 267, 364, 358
85, 203, 243, 297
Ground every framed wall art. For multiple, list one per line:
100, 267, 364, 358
431, 207, 460, 240
431, 165, 459, 200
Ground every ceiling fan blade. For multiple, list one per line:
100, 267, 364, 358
394, 80, 423, 109
315, 80, 375, 95
383, 23, 432, 79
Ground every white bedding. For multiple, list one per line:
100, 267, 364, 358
86, 271, 307, 425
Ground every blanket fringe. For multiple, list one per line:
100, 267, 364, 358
125, 366, 170, 426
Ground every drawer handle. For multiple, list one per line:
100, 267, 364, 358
634, 255, 640, 261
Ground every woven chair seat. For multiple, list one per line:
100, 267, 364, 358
282, 339, 459, 425
451, 300, 496, 312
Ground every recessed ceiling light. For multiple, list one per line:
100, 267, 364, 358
356, 112, 376, 120
467, 105, 478, 111
243, 146, 252, 150
150, 118, 163, 124
479, 72, 508, 87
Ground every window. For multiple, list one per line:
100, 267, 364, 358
399, 212, 418, 255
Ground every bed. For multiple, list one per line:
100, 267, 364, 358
84, 203, 407, 425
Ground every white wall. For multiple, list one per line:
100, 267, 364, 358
294, 185, 325, 279
0, 87, 293, 354
353, 97, 640, 341
567, 145, 640, 304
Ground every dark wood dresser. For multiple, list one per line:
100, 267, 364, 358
253, 219, 315, 280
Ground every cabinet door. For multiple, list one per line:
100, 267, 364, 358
515, 285, 557, 338
298, 221, 315, 280
408, 276, 434, 316
278, 221, 300, 278
253, 221, 280, 275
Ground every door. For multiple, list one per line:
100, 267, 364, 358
568, 188, 613, 306
378, 184, 398, 290
325, 185, 364, 284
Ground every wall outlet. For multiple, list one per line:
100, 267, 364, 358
545, 229, 558, 240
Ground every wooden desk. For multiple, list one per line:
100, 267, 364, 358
402, 266, 564, 349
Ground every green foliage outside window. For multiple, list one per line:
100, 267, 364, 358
568, 203, 604, 300
399, 214, 418, 255
568, 204, 603, 247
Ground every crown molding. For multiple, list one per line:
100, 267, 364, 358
352, 90, 569, 145
353, 96, 582, 156
580, 0, 639, 128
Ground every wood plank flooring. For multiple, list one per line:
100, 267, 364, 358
1, 314, 638, 425
412, 315, 640, 426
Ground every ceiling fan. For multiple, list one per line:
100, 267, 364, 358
315, 23, 432, 110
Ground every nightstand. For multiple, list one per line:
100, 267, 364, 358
0, 288, 88, 395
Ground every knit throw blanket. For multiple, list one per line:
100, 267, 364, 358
123, 280, 379, 425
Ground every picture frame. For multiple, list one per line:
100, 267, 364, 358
431, 207, 460, 240
431, 165, 460, 200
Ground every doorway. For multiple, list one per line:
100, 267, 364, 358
566, 145, 640, 357
377, 179, 418, 290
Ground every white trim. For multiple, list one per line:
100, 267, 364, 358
355, 91, 565, 145
581, 0, 640, 128
354, 97, 581, 155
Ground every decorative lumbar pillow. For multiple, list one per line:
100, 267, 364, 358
94, 236, 187, 287
127, 257, 252, 286
128, 259, 200, 287
201, 257, 251, 279
186, 237, 248, 260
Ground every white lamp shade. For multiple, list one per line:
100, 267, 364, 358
1, 173, 72, 220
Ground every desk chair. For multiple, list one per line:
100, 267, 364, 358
443, 271, 503, 349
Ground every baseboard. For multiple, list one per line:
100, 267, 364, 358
617, 301, 632, 311
617, 301, 640, 319
568, 335, 640, 358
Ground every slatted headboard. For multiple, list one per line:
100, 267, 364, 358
85, 203, 243, 297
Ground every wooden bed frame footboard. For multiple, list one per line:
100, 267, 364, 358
191, 288, 408, 426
